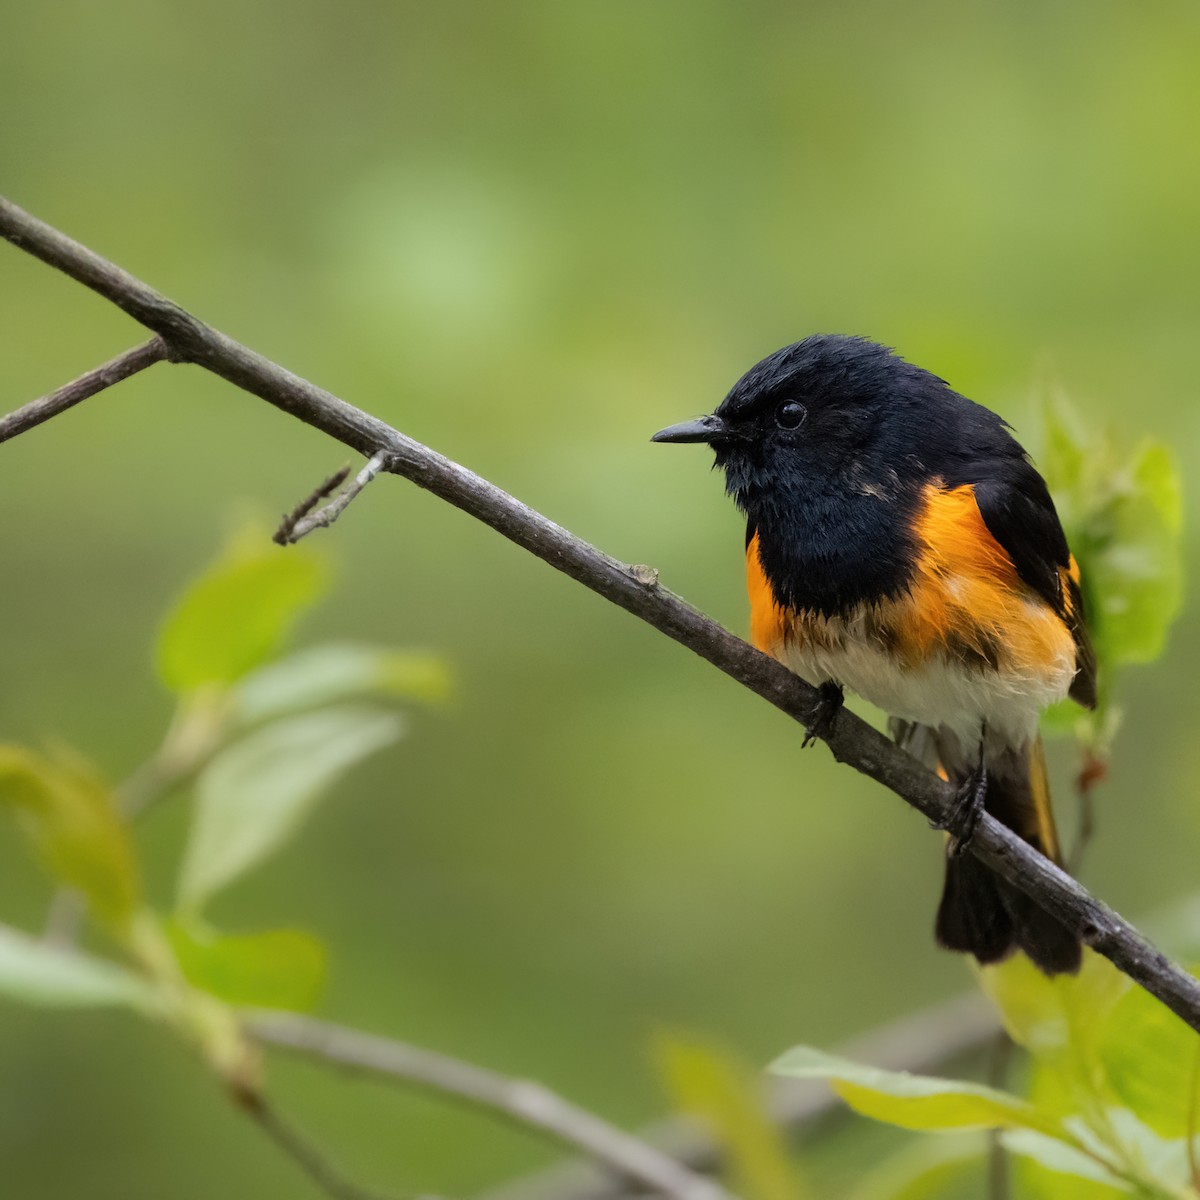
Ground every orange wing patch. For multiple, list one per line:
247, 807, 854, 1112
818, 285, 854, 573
1058, 555, 1082, 616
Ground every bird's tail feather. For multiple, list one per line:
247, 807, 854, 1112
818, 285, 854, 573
931, 732, 1081, 976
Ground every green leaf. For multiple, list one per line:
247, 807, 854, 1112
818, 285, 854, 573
177, 706, 403, 910
0, 924, 158, 1012
1093, 978, 1200, 1140
157, 531, 329, 693
1002, 1128, 1130, 1193
656, 1033, 806, 1200
1039, 388, 1088, 513
979, 953, 1069, 1056
1038, 393, 1184, 675
232, 644, 452, 725
1036, 390, 1184, 753
0, 745, 140, 931
167, 919, 326, 1010
846, 1136, 986, 1200
769, 1046, 1062, 1136
1082, 440, 1183, 668
979, 950, 1129, 1062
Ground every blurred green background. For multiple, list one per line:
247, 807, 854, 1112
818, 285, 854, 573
2, 1, 1198, 1195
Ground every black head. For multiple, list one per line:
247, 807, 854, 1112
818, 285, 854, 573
652, 334, 1017, 614
653, 335, 973, 505
657, 338, 936, 487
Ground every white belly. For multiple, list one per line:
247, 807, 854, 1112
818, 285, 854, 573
778, 634, 1073, 747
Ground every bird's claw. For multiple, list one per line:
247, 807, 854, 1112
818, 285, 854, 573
932, 762, 988, 855
802, 682, 844, 748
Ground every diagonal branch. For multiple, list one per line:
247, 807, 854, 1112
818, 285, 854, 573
0, 336, 168, 443
238, 1090, 404, 1200
2, 193, 1199, 1036
247, 1012, 728, 1200
482, 991, 997, 1200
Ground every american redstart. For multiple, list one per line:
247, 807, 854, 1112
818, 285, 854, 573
653, 335, 1096, 975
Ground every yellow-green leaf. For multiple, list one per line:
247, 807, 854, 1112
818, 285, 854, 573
157, 531, 328, 693
167, 919, 326, 1011
178, 706, 403, 911
1084, 440, 1183, 667
1037, 390, 1184, 754
233, 644, 452, 725
847, 1136, 986, 1200
656, 1033, 805, 1200
770, 1046, 1062, 1137
1003, 1128, 1130, 1194
1039, 392, 1184, 676
0, 746, 139, 931
979, 950, 1129, 1062
1093, 977, 1200, 1140
0, 924, 159, 1012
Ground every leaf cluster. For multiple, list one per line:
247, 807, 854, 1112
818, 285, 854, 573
0, 530, 448, 1081
771, 953, 1200, 1199
1037, 385, 1183, 748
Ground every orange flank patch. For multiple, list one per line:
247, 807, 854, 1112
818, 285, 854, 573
746, 532, 788, 653
896, 483, 1074, 678
744, 485, 1075, 688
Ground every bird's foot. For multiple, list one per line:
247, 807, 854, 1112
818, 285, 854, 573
802, 682, 844, 748
932, 761, 988, 855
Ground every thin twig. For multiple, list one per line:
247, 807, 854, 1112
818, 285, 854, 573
481, 992, 997, 1200
274, 452, 389, 545
1069, 747, 1108, 873
238, 1089, 405, 1200
247, 1012, 728, 1200
0, 337, 167, 443
3, 193, 1200, 1037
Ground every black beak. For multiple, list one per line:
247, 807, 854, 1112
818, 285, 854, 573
650, 414, 729, 444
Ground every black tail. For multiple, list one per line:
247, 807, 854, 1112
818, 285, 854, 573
934, 736, 1081, 976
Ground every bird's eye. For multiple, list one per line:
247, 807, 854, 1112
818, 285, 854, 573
774, 400, 807, 430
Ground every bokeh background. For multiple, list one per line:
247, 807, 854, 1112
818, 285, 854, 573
2, 2, 1198, 1195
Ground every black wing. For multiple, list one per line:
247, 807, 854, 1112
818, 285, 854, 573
972, 470, 1097, 710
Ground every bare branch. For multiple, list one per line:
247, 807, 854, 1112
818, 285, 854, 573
248, 1012, 729, 1200
0, 337, 168, 444
3, 192, 1200, 1036
482, 992, 997, 1200
238, 1090, 406, 1200
274, 452, 389, 545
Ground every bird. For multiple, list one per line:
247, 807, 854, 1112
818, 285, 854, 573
652, 334, 1096, 975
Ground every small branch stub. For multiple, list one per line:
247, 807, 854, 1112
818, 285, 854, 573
274, 452, 389, 545
273, 464, 351, 544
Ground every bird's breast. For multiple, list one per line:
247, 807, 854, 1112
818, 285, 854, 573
746, 493, 1077, 744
